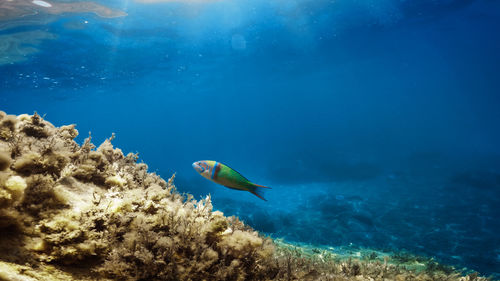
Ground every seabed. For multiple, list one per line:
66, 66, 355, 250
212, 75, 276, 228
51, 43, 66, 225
0, 112, 492, 281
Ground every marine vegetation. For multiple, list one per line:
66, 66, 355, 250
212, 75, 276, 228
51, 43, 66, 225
0, 111, 491, 281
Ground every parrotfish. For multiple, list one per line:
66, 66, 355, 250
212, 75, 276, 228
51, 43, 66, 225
192, 160, 270, 201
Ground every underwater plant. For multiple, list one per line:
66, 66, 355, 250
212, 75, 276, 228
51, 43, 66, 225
0, 111, 491, 281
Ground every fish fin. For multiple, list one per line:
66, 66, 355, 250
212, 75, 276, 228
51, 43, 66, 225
250, 185, 269, 201
253, 183, 271, 189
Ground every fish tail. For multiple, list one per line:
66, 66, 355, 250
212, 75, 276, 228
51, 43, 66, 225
253, 183, 271, 189
249, 184, 270, 201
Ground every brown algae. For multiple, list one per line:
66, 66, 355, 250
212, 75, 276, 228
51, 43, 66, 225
0, 111, 490, 281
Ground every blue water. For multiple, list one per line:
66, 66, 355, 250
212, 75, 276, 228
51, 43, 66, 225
1, 0, 499, 277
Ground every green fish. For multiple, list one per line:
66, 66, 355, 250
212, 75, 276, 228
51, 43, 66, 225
192, 160, 270, 201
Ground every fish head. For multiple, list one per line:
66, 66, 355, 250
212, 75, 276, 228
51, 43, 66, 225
192, 160, 212, 179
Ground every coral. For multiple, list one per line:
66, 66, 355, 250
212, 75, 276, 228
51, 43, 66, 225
0, 112, 491, 281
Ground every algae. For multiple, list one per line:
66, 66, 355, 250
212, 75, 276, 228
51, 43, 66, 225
0, 151, 11, 171
0, 111, 491, 281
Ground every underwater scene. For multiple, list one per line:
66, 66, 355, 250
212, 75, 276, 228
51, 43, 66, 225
1, 0, 499, 280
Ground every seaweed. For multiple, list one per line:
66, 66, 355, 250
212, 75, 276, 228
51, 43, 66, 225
0, 151, 11, 171
0, 112, 491, 281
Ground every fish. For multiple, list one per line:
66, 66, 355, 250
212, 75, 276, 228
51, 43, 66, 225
192, 160, 270, 201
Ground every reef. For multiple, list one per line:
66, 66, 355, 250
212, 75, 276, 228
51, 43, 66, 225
0, 111, 491, 281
